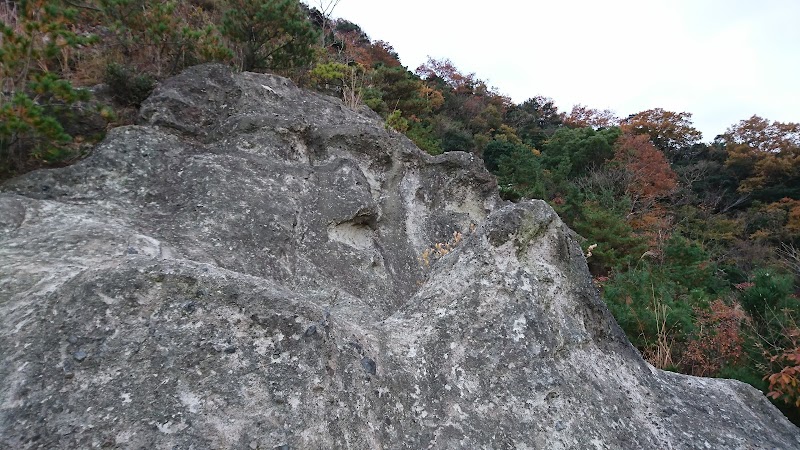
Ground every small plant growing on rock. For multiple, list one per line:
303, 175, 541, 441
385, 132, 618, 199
419, 225, 475, 267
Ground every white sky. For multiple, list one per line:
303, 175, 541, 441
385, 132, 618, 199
315, 0, 799, 141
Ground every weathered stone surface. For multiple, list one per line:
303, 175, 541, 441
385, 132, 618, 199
1, 64, 798, 449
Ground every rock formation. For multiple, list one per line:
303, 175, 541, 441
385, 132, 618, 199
1, 64, 798, 449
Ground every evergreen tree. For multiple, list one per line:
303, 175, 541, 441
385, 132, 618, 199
221, 0, 318, 71
0, 0, 97, 177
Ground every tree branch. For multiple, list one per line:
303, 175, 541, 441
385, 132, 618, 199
64, 1, 102, 12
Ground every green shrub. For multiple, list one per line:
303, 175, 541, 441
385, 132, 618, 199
740, 269, 794, 320
0, 0, 96, 178
494, 142, 546, 201
661, 235, 720, 292
572, 202, 648, 274
441, 128, 473, 153
483, 140, 516, 173
406, 122, 442, 155
104, 64, 156, 107
718, 365, 767, 390
386, 109, 409, 133
97, 0, 232, 77
221, 0, 318, 71
603, 265, 697, 364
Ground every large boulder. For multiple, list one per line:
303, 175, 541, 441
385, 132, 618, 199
1, 64, 798, 449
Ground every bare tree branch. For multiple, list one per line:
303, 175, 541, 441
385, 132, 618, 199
778, 242, 800, 279
316, 0, 341, 47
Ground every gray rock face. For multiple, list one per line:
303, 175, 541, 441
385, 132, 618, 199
0, 64, 797, 449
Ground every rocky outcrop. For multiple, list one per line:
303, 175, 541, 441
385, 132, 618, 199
1, 64, 798, 449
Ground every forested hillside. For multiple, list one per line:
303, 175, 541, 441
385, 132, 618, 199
2, 0, 799, 424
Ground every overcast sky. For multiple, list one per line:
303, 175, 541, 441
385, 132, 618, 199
314, 0, 799, 141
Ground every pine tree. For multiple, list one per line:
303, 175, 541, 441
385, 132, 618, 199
221, 0, 318, 72
0, 0, 97, 177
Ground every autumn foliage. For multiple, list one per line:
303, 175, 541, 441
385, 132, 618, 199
682, 300, 746, 377
621, 108, 703, 159
563, 104, 619, 129
613, 133, 677, 208
416, 57, 480, 95
723, 116, 800, 193
768, 343, 800, 407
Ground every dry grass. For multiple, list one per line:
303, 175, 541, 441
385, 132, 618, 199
419, 224, 476, 267
0, 0, 18, 28
0, 0, 20, 95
